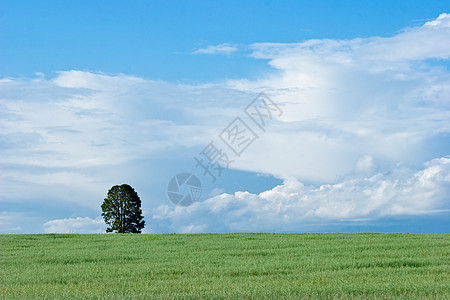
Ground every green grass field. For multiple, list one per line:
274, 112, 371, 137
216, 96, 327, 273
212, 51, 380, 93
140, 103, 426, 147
1, 233, 449, 299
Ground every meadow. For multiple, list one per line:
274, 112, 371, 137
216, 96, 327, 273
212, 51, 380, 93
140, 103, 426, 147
1, 233, 449, 299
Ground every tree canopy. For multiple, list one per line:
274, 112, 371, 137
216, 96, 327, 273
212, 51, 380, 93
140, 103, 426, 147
101, 184, 145, 233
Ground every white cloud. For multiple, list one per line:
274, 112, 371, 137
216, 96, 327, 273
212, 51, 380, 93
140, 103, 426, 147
0, 70, 251, 214
248, 13, 450, 70
152, 156, 450, 232
0, 211, 17, 227
424, 13, 450, 28
43, 217, 105, 233
355, 154, 375, 174
52, 70, 145, 91
192, 43, 239, 55
0, 71, 243, 172
1, 14, 450, 233
221, 13, 450, 182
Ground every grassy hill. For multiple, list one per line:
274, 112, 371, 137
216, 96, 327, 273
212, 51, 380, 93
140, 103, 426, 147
1, 233, 449, 299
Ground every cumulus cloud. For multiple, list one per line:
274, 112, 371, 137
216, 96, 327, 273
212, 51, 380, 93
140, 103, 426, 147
425, 13, 450, 28
43, 217, 105, 233
192, 43, 239, 55
1, 14, 449, 233
152, 156, 450, 233
222, 13, 450, 182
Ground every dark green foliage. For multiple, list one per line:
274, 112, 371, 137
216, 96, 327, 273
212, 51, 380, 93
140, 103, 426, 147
101, 184, 145, 233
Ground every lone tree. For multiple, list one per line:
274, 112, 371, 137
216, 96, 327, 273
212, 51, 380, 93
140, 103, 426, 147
101, 184, 145, 233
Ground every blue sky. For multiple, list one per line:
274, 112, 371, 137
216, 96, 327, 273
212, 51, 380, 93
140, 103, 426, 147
3, 0, 450, 82
1, 1, 449, 233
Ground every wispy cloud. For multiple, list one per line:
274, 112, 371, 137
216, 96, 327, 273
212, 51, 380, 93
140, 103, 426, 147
192, 43, 239, 55
43, 217, 105, 233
